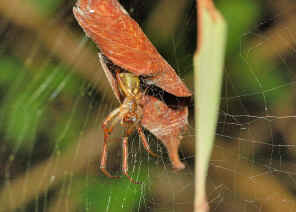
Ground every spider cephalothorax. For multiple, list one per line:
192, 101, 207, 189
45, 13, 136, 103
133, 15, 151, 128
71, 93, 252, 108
100, 71, 158, 184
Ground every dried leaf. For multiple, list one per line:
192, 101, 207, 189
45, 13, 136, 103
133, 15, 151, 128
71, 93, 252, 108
73, 0, 191, 97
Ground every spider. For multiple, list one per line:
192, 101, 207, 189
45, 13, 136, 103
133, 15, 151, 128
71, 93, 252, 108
100, 71, 158, 184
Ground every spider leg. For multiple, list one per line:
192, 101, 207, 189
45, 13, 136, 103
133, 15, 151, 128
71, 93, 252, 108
116, 71, 131, 96
138, 127, 159, 158
122, 136, 141, 184
102, 108, 121, 138
100, 141, 120, 179
100, 108, 122, 179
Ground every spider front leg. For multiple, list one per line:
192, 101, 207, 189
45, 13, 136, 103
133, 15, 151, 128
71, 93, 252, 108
122, 136, 141, 184
138, 127, 159, 158
100, 107, 122, 179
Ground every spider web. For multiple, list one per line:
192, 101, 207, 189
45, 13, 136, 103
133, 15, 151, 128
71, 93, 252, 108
0, 0, 296, 212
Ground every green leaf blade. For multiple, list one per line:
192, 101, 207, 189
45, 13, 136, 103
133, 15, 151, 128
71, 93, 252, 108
194, 5, 227, 212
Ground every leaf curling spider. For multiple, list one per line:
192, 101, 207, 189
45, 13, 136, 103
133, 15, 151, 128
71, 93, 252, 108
100, 71, 159, 184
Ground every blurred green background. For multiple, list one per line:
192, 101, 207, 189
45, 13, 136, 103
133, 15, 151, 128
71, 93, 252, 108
1, 0, 296, 211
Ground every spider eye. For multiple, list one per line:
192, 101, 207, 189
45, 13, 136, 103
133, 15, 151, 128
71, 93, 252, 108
123, 113, 137, 123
